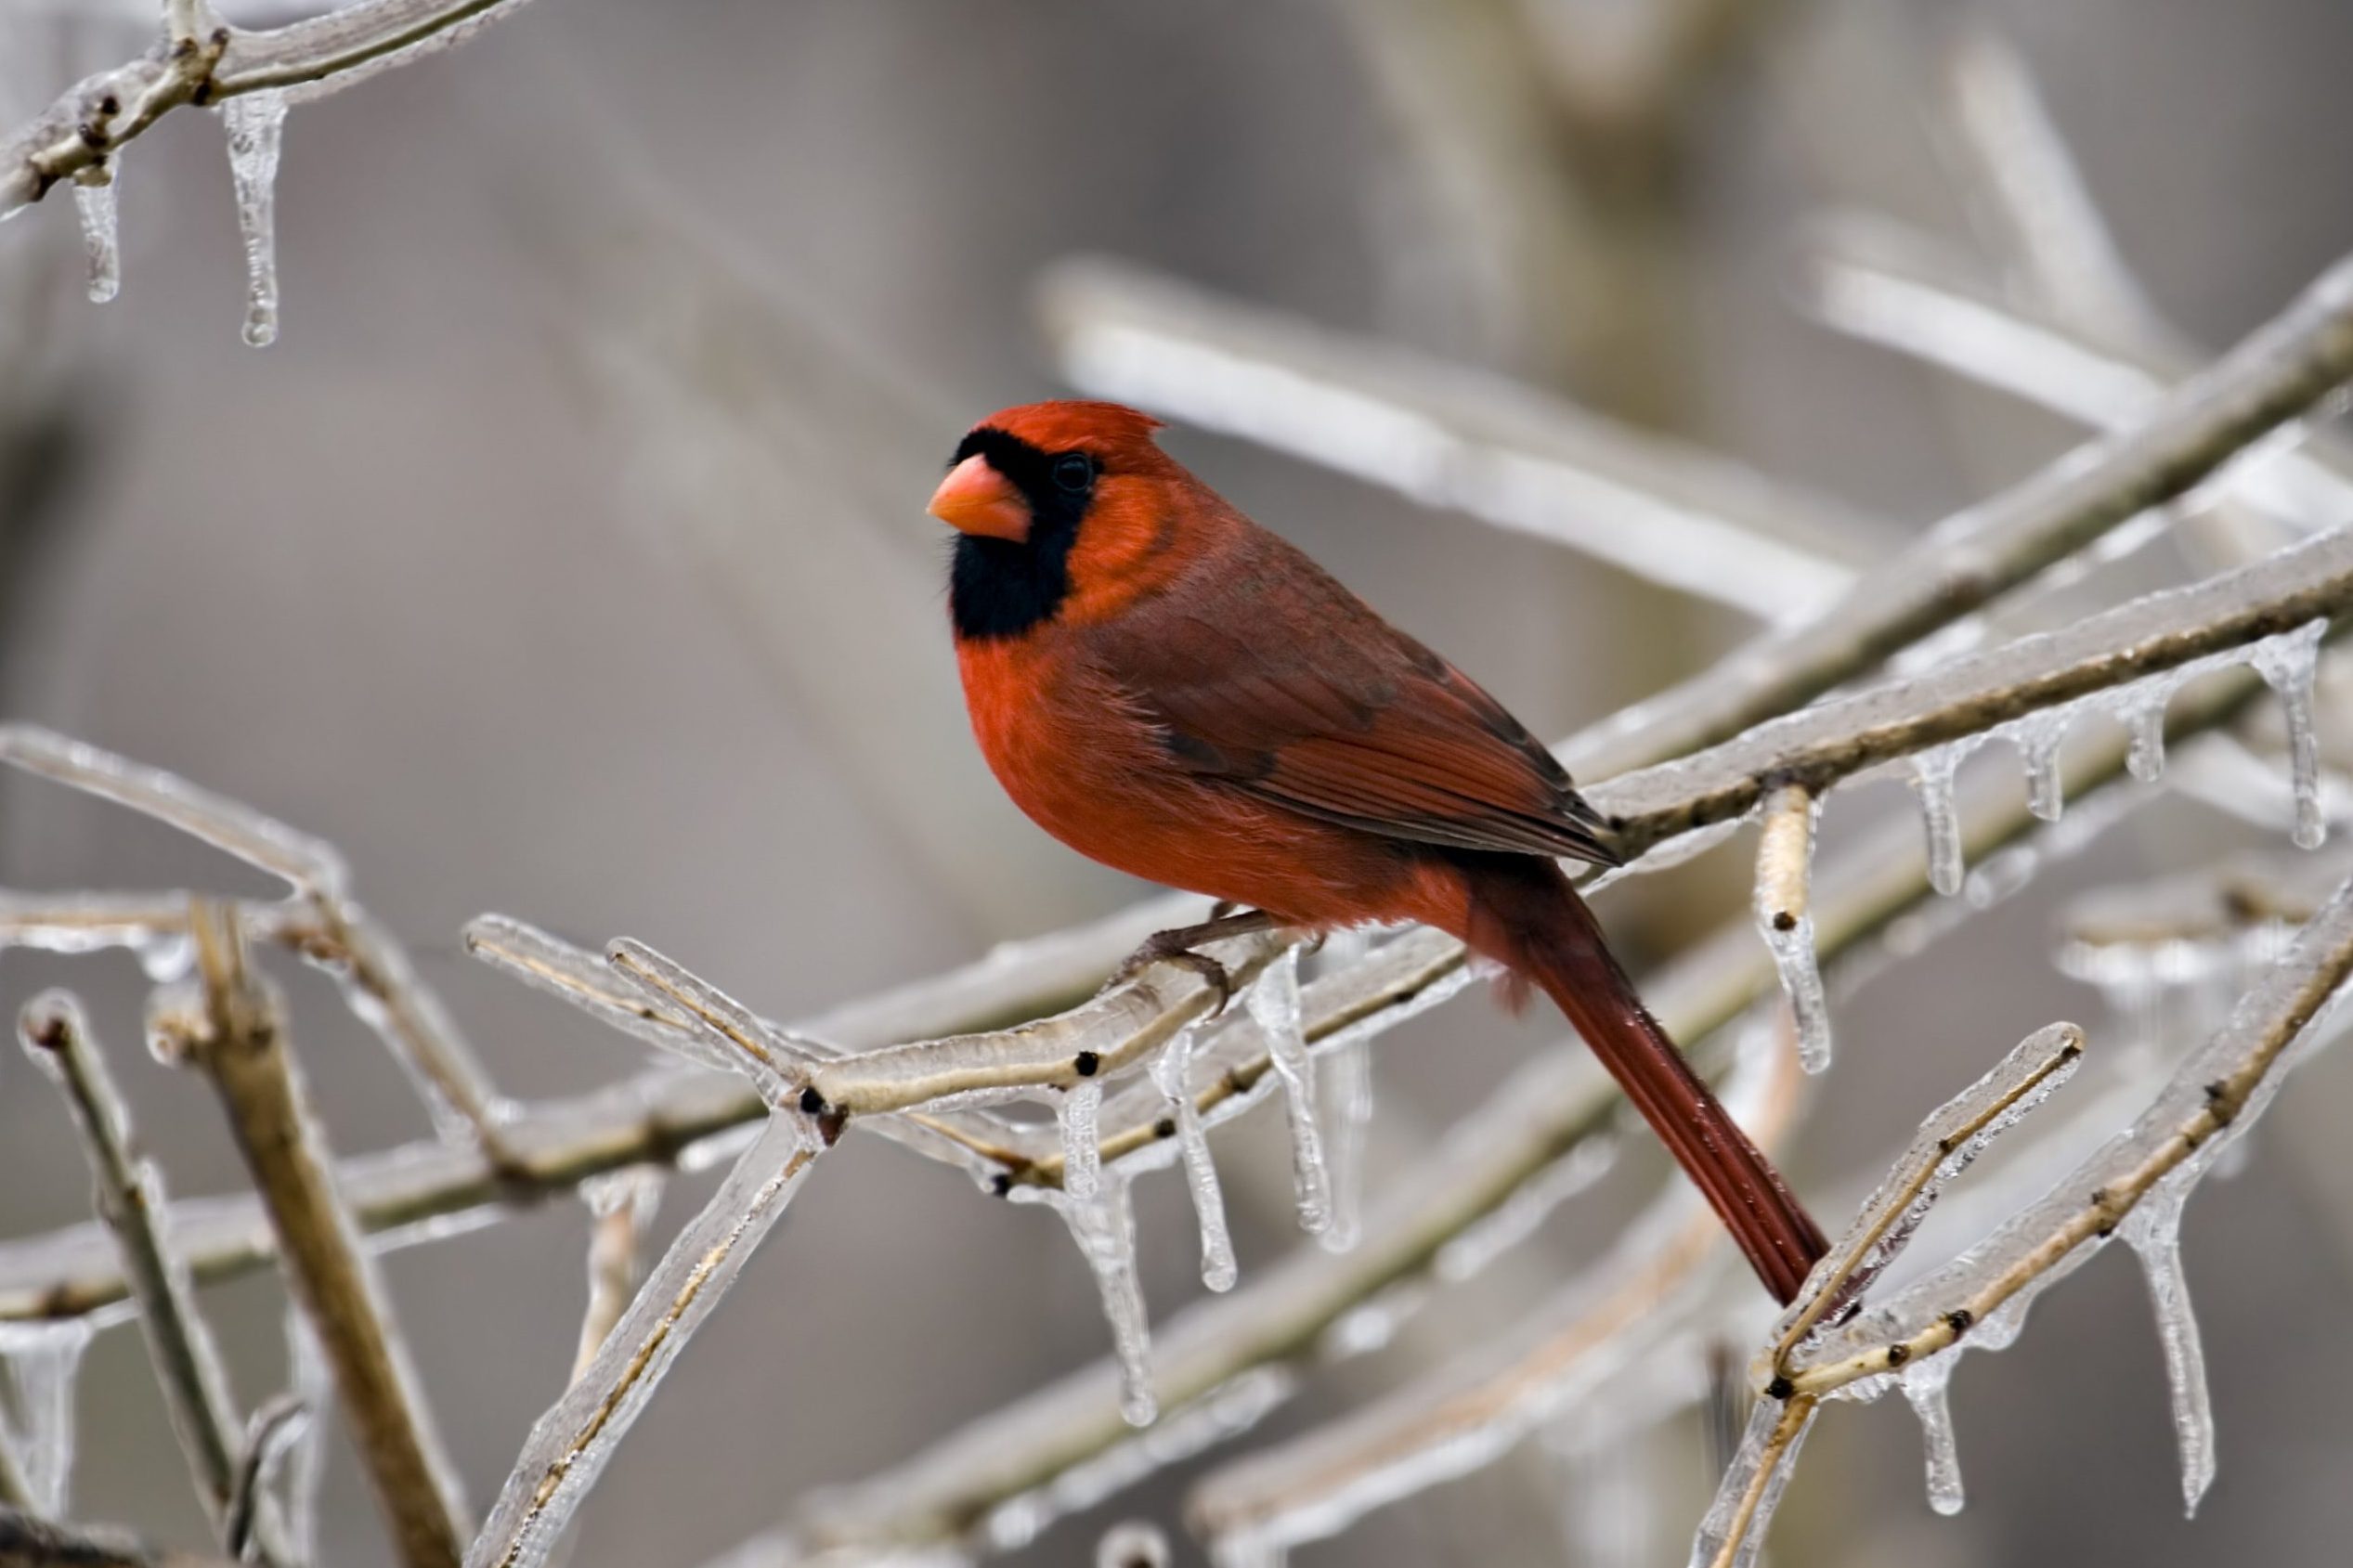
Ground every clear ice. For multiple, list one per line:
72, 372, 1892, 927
1246, 947, 1330, 1234
2250, 619, 2327, 849
1061, 1079, 1104, 1203
1907, 738, 1981, 896
1320, 1036, 1373, 1251
0, 1320, 93, 1516
1146, 1020, 1238, 1291
1013, 1177, 1157, 1427
73, 173, 119, 304
1899, 1355, 1965, 1515
2119, 1182, 2216, 1514
220, 91, 288, 347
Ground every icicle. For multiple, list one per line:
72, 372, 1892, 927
0, 1320, 94, 1515
1096, 1520, 1172, 1568
1754, 786, 1831, 1071
1146, 1020, 1237, 1291
1013, 1177, 1157, 1427
1995, 705, 2074, 823
72, 169, 119, 304
1061, 1078, 1104, 1203
2251, 620, 2328, 850
1899, 1355, 1965, 1516
1320, 1036, 1373, 1251
1246, 947, 1329, 1234
1907, 739, 1980, 897
220, 91, 289, 347
2124, 686, 2171, 783
281, 1306, 332, 1566
2119, 1183, 2215, 1514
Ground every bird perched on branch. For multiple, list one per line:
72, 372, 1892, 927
929, 399, 1826, 1303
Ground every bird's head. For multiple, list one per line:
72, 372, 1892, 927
933, 401, 1192, 641
928, 400, 1167, 545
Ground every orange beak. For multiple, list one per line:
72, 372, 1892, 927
929, 455, 1031, 542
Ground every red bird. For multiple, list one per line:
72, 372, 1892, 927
930, 400, 1826, 1303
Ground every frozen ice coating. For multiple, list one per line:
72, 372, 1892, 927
1247, 947, 1330, 1234
1013, 1178, 1158, 1428
1320, 1037, 1373, 1252
1686, 1396, 1816, 1568
283, 1307, 332, 1567
220, 90, 288, 348
1899, 1356, 1965, 1515
2120, 1184, 2216, 1514
1146, 1020, 1238, 1291
1754, 788, 1831, 1072
0, 1320, 93, 1515
1060, 1079, 1104, 1203
2250, 619, 2328, 849
72, 172, 118, 304
466, 1113, 820, 1568
2124, 684, 2173, 783
1907, 739, 1978, 896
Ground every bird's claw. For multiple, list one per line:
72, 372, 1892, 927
1106, 933, 1236, 1013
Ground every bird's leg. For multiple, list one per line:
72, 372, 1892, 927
1105, 907, 1280, 1011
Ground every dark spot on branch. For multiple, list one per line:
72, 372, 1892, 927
2059, 1040, 2082, 1062
817, 1108, 848, 1146
1886, 1343, 1910, 1367
1765, 1375, 1795, 1401
1772, 910, 1798, 933
990, 1173, 1012, 1198
1935, 1136, 1955, 1155
1945, 1308, 1973, 1336
1073, 1051, 1100, 1078
799, 1086, 826, 1115
1153, 1118, 1177, 1139
98, 96, 120, 116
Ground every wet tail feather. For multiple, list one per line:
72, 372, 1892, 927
1456, 853, 1828, 1304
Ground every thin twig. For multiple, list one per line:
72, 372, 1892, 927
0, 1506, 237, 1568
0, 0, 541, 218
222, 1397, 310, 1565
14, 993, 290, 1566
161, 900, 466, 1568
569, 1172, 661, 1384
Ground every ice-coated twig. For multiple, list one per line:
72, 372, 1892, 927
466, 1115, 822, 1568
1590, 527, 2353, 856
224, 1395, 312, 1564
0, 726, 520, 1162
15, 992, 291, 1565
1780, 869, 2353, 1395
604, 939, 823, 1110
0, 0, 542, 220
569, 1168, 662, 1383
158, 900, 467, 1568
1183, 1021, 1801, 1559
1038, 258, 1879, 620
1768, 1023, 2085, 1377
1754, 785, 1830, 1070
0, 1506, 241, 1568
1566, 245, 2353, 781
0, 726, 344, 893
1687, 1393, 1817, 1568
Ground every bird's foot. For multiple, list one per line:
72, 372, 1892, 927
1102, 907, 1280, 1013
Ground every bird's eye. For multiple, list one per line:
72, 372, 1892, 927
1052, 453, 1095, 493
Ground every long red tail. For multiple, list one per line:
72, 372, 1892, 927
1454, 854, 1827, 1304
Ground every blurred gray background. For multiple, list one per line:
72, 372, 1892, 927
5, 0, 2353, 1563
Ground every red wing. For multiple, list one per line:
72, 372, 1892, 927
1091, 543, 1621, 868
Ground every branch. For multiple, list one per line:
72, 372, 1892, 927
15, 994, 290, 1566
0, 1508, 235, 1568
0, 0, 541, 218
159, 900, 467, 1568
1038, 257, 1882, 619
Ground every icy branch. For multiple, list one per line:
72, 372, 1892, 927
569, 1170, 662, 1384
1039, 257, 1881, 620
15, 994, 291, 1566
0, 0, 541, 219
1784, 868, 2353, 1400
1183, 1023, 1804, 1560
0, 1505, 239, 1568
1591, 527, 2353, 853
1566, 245, 2353, 779
156, 901, 467, 1568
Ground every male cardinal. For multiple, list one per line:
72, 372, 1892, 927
929, 399, 1826, 1303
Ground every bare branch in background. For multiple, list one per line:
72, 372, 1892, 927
14, 994, 291, 1566
0, 1506, 237, 1568
569, 1170, 661, 1384
157, 901, 467, 1568
1040, 257, 1885, 619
